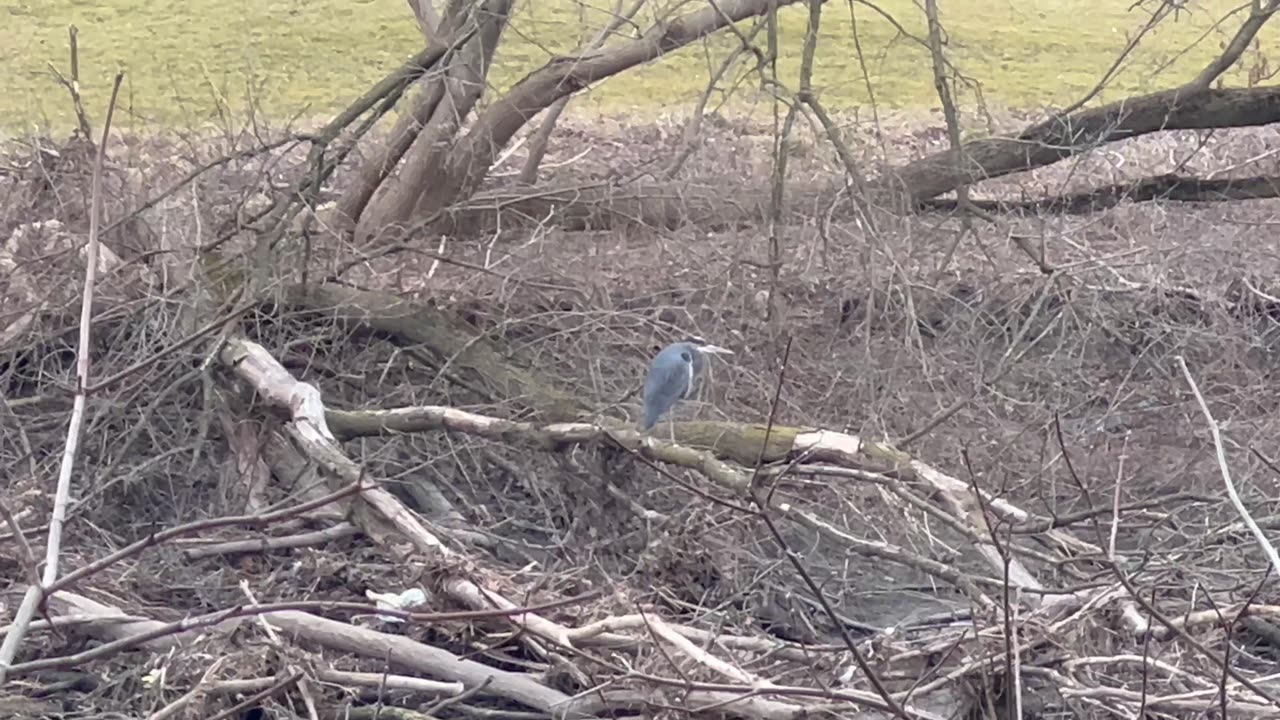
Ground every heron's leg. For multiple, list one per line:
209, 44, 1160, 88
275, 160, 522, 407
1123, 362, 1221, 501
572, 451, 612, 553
696, 364, 713, 419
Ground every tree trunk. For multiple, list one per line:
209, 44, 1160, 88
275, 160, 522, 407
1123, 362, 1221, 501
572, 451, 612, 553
880, 86, 1280, 205
405, 0, 806, 231
517, 0, 644, 185
332, 80, 448, 232
405, 0, 442, 40
352, 0, 513, 241
879, 2, 1280, 207
333, 0, 474, 232
515, 96, 570, 186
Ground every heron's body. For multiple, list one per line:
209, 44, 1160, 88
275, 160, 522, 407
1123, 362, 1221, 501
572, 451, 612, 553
641, 339, 733, 432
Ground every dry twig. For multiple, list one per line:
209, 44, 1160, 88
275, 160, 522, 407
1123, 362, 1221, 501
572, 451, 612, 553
0, 71, 124, 681
1176, 355, 1280, 575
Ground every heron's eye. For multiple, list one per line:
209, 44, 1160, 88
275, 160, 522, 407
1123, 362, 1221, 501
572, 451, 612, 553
680, 352, 692, 363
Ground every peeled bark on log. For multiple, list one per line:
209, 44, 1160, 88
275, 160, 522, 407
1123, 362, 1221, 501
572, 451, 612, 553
218, 336, 616, 651
298, 401, 1103, 607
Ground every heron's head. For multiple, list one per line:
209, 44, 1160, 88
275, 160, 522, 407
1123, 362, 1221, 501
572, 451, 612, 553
678, 337, 734, 386
683, 336, 735, 358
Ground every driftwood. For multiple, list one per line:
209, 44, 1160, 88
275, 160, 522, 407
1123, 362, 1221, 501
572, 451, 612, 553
215, 333, 998, 712
213, 332, 1048, 718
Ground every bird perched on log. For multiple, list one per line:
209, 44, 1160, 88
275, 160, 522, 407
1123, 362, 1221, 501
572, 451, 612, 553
641, 337, 734, 435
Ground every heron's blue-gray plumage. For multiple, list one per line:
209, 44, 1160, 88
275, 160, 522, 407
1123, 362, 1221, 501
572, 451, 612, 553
642, 341, 700, 430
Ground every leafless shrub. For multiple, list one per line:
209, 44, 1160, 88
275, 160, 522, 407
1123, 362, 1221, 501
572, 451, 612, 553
3, 105, 1280, 717
7, 2, 1280, 717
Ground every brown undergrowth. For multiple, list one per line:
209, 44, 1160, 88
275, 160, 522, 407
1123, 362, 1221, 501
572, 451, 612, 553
4, 110, 1280, 718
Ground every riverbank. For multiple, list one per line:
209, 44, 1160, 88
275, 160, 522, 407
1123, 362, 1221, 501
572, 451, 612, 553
1, 0, 1262, 135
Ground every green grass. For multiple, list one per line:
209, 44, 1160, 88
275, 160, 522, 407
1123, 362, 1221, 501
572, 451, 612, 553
0, 0, 1269, 135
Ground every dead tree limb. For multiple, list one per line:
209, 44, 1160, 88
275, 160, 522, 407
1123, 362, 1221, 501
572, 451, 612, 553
879, 1, 1280, 205
922, 172, 1280, 214
217, 336, 630, 650
0, 72, 123, 682
262, 611, 587, 717
317, 399, 1101, 606
882, 86, 1280, 205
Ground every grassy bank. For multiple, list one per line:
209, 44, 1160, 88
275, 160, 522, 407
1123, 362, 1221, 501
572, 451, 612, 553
0, 0, 1266, 135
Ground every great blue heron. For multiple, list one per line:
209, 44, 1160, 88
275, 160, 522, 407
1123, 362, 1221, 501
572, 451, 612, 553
640, 338, 734, 435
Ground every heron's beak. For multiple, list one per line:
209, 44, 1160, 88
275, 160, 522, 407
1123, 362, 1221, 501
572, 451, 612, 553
700, 344, 734, 355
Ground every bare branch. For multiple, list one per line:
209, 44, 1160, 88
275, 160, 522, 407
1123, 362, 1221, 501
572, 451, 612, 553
0, 70, 124, 682
406, 0, 444, 41
517, 0, 645, 185
882, 3, 1280, 206
1176, 356, 1280, 575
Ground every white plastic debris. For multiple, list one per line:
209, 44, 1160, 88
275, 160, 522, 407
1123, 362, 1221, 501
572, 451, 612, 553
365, 587, 428, 623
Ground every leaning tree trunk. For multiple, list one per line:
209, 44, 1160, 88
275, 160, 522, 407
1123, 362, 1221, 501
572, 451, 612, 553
353, 0, 514, 242
878, 1, 1280, 206
347, 0, 808, 243
331, 0, 476, 233
517, 0, 645, 185
882, 86, 1280, 204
